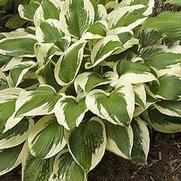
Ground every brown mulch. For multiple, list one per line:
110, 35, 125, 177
88, 131, 181, 181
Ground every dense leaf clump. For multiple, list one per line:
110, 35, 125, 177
0, 0, 180, 180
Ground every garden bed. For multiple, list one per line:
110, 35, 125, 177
89, 131, 181, 181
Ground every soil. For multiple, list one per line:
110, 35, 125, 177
88, 131, 181, 181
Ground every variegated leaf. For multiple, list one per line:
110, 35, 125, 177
0, 143, 28, 176
134, 84, 146, 108
149, 75, 181, 100
74, 72, 111, 93
68, 117, 106, 172
34, 0, 64, 26
0, 88, 24, 132
14, 85, 61, 118
86, 83, 135, 126
34, 43, 60, 67
163, 44, 181, 54
119, 0, 154, 15
60, 0, 95, 38
0, 33, 21, 71
145, 51, 181, 77
105, 1, 120, 10
143, 12, 181, 40
106, 122, 133, 159
28, 116, 66, 159
17, 72, 39, 91
116, 60, 157, 84
82, 20, 108, 39
0, 70, 9, 90
5, 14, 27, 30
23, 154, 55, 181
107, 27, 139, 53
0, 55, 22, 72
107, 5, 147, 30
155, 101, 181, 118
55, 41, 86, 86
148, 109, 181, 133
36, 61, 60, 91
9, 61, 36, 87
134, 94, 158, 117
0, 118, 33, 150
85, 35, 121, 68
51, 149, 87, 181
130, 0, 155, 16
18, 1, 40, 21
54, 96, 87, 130
0, 28, 29, 38
25, 26, 36, 34
131, 118, 150, 164
94, 4, 107, 21
35, 19, 70, 51
0, 34, 37, 57
34, 43, 61, 90
138, 29, 162, 48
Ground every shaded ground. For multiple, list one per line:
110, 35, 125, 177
88, 131, 181, 181
0, 168, 21, 181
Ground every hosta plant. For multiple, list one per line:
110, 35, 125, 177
0, 0, 32, 30
0, 0, 181, 180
